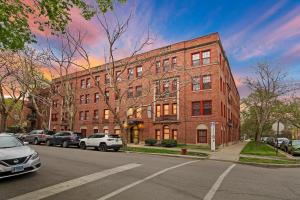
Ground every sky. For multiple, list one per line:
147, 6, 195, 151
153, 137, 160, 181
31, 0, 300, 98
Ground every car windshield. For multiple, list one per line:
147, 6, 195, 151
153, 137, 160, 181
293, 140, 300, 145
109, 134, 120, 138
0, 136, 23, 148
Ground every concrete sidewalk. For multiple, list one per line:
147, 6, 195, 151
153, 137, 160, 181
209, 142, 247, 162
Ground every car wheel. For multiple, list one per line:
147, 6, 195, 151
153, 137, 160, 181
80, 142, 86, 150
34, 138, 39, 145
113, 147, 120, 152
46, 140, 52, 146
99, 143, 107, 152
62, 141, 69, 148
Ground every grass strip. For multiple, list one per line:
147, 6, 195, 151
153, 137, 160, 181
241, 141, 285, 157
239, 157, 299, 165
125, 147, 208, 157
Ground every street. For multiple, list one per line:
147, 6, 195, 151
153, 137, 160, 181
1, 145, 300, 200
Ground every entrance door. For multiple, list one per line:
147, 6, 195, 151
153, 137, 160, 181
197, 129, 207, 143
129, 127, 134, 143
81, 129, 87, 138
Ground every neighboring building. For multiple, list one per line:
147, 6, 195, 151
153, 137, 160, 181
50, 33, 240, 146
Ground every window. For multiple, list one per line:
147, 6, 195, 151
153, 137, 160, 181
163, 104, 169, 115
79, 111, 84, 120
163, 59, 170, 72
163, 125, 170, 139
95, 76, 100, 85
105, 74, 110, 84
53, 100, 58, 108
156, 61, 160, 73
104, 90, 109, 101
136, 107, 142, 118
103, 129, 109, 134
220, 77, 223, 92
86, 78, 91, 88
128, 68, 134, 80
155, 129, 161, 140
192, 101, 201, 116
85, 94, 90, 104
192, 53, 200, 66
84, 111, 89, 120
156, 105, 161, 117
202, 50, 210, 65
203, 100, 212, 115
80, 95, 85, 104
115, 89, 120, 100
51, 113, 58, 121
172, 57, 177, 67
116, 71, 121, 82
155, 81, 161, 95
203, 75, 212, 89
162, 80, 170, 96
127, 87, 133, 98
172, 103, 177, 115
94, 110, 99, 119
114, 129, 121, 135
172, 129, 178, 140
81, 79, 85, 89
103, 109, 109, 120
94, 93, 100, 103
192, 77, 200, 91
136, 66, 142, 78
136, 85, 142, 97
93, 129, 99, 134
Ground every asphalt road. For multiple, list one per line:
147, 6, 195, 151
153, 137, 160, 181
1, 145, 300, 200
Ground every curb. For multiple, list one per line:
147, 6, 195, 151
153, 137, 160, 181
124, 151, 208, 160
237, 161, 300, 168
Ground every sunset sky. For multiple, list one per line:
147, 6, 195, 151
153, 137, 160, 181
31, 0, 300, 98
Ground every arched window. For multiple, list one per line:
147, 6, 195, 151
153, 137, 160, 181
163, 125, 170, 139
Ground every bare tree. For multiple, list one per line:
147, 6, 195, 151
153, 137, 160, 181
243, 61, 292, 142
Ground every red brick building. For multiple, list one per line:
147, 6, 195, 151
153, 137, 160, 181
50, 33, 240, 146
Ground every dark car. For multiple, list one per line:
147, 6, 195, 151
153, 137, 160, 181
287, 140, 300, 156
279, 140, 289, 152
24, 130, 55, 145
47, 131, 82, 148
266, 137, 275, 146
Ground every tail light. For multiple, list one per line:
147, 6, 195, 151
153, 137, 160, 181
39, 134, 46, 138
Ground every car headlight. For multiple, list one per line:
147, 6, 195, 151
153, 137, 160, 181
31, 152, 39, 160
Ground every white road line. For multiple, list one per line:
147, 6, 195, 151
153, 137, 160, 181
97, 160, 199, 200
203, 164, 236, 200
8, 163, 141, 200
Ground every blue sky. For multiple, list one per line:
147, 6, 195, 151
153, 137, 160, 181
34, 0, 300, 97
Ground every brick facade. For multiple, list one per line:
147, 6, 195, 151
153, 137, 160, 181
50, 32, 240, 146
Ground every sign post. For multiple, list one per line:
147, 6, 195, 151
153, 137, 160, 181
211, 122, 216, 151
272, 121, 284, 156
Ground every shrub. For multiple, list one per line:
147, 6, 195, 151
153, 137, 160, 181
145, 138, 157, 146
161, 139, 177, 147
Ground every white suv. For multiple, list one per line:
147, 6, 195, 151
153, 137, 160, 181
79, 133, 123, 152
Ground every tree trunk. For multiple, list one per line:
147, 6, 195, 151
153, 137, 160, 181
0, 113, 8, 132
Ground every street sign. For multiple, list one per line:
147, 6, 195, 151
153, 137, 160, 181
272, 122, 284, 132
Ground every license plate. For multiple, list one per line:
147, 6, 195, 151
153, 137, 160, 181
12, 165, 24, 173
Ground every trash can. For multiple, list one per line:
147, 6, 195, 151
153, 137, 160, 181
181, 148, 187, 155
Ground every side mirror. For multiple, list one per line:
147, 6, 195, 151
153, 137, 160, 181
23, 141, 29, 145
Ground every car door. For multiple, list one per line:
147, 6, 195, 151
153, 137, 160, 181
27, 130, 36, 143
93, 134, 104, 146
85, 135, 94, 147
53, 132, 63, 145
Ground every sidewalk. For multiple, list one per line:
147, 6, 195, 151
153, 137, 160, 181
209, 142, 247, 162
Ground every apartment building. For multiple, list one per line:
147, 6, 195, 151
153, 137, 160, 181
50, 32, 240, 146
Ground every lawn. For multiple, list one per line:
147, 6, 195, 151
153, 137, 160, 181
240, 141, 284, 157
239, 157, 299, 165
177, 144, 210, 151
125, 147, 208, 157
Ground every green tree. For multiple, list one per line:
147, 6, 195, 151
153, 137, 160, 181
0, 0, 125, 50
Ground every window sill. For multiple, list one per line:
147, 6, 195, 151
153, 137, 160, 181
192, 89, 212, 93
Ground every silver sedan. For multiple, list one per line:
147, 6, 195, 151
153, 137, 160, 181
0, 133, 41, 179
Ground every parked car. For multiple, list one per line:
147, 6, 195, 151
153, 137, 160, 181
266, 137, 275, 146
24, 130, 55, 145
261, 137, 269, 143
275, 137, 289, 148
79, 133, 123, 152
279, 140, 289, 152
0, 133, 41, 179
287, 140, 300, 156
47, 131, 82, 148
